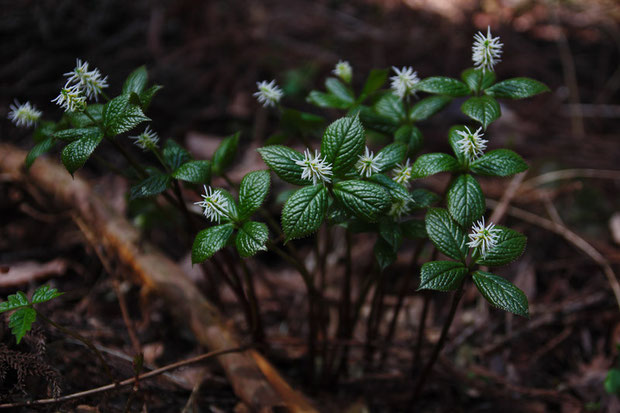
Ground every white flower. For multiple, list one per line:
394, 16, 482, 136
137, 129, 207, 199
130, 126, 159, 151
8, 101, 42, 127
332, 60, 352, 83
392, 159, 413, 188
455, 126, 488, 162
472, 26, 503, 73
253, 80, 283, 107
63, 59, 109, 101
389, 198, 411, 219
295, 149, 333, 185
51, 84, 87, 112
194, 186, 231, 224
390, 66, 419, 99
467, 218, 500, 257
356, 146, 382, 178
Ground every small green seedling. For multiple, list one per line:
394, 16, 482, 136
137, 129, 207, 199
0, 285, 63, 343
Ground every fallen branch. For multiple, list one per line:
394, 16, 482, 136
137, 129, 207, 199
487, 198, 620, 311
0, 346, 247, 409
439, 358, 582, 407
521, 168, 620, 188
488, 172, 527, 225
0, 144, 317, 413
0, 259, 68, 288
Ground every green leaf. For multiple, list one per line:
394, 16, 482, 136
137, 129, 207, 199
411, 153, 459, 178
217, 189, 239, 222
394, 125, 423, 154
476, 226, 527, 267
275, 189, 295, 206
333, 180, 390, 222
66, 104, 104, 128
376, 143, 407, 172
448, 125, 470, 166
321, 116, 365, 177
163, 139, 191, 171
257, 145, 308, 186
53, 127, 101, 142
9, 307, 37, 344
461, 68, 496, 93
359, 69, 388, 101
485, 78, 549, 99
33, 121, 56, 143
419, 261, 468, 291
281, 185, 328, 240
409, 95, 452, 121
238, 170, 270, 220
235, 221, 269, 258
280, 109, 325, 135
417, 77, 470, 97
129, 174, 171, 199
307, 91, 350, 109
379, 220, 403, 248
0, 291, 29, 313
410, 188, 440, 209
329, 205, 352, 226
605, 368, 620, 395
122, 66, 148, 95
425, 208, 468, 262
172, 160, 212, 184
103, 94, 150, 136
25, 137, 56, 170
374, 93, 406, 124
31, 285, 63, 305
325, 77, 354, 105
140, 85, 163, 110
470, 149, 528, 177
191, 223, 235, 264
368, 174, 410, 202
472, 271, 529, 317
374, 237, 396, 271
358, 105, 398, 134
461, 96, 501, 130
61, 130, 104, 174
446, 174, 485, 227
265, 132, 287, 146
212, 132, 240, 175
341, 217, 373, 233
402, 219, 427, 239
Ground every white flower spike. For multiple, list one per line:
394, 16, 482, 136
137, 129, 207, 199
254, 80, 283, 107
467, 218, 500, 257
8, 101, 42, 128
332, 60, 352, 83
51, 84, 87, 112
356, 146, 383, 178
392, 159, 413, 188
388, 198, 411, 219
130, 126, 159, 151
295, 149, 333, 185
390, 66, 419, 100
63, 59, 109, 101
455, 126, 488, 162
194, 186, 230, 224
472, 26, 503, 73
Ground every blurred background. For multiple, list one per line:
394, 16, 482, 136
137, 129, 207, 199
2, 0, 620, 411
2, 0, 619, 171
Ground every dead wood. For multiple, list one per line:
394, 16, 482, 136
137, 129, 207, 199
0, 259, 68, 288
0, 144, 317, 413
